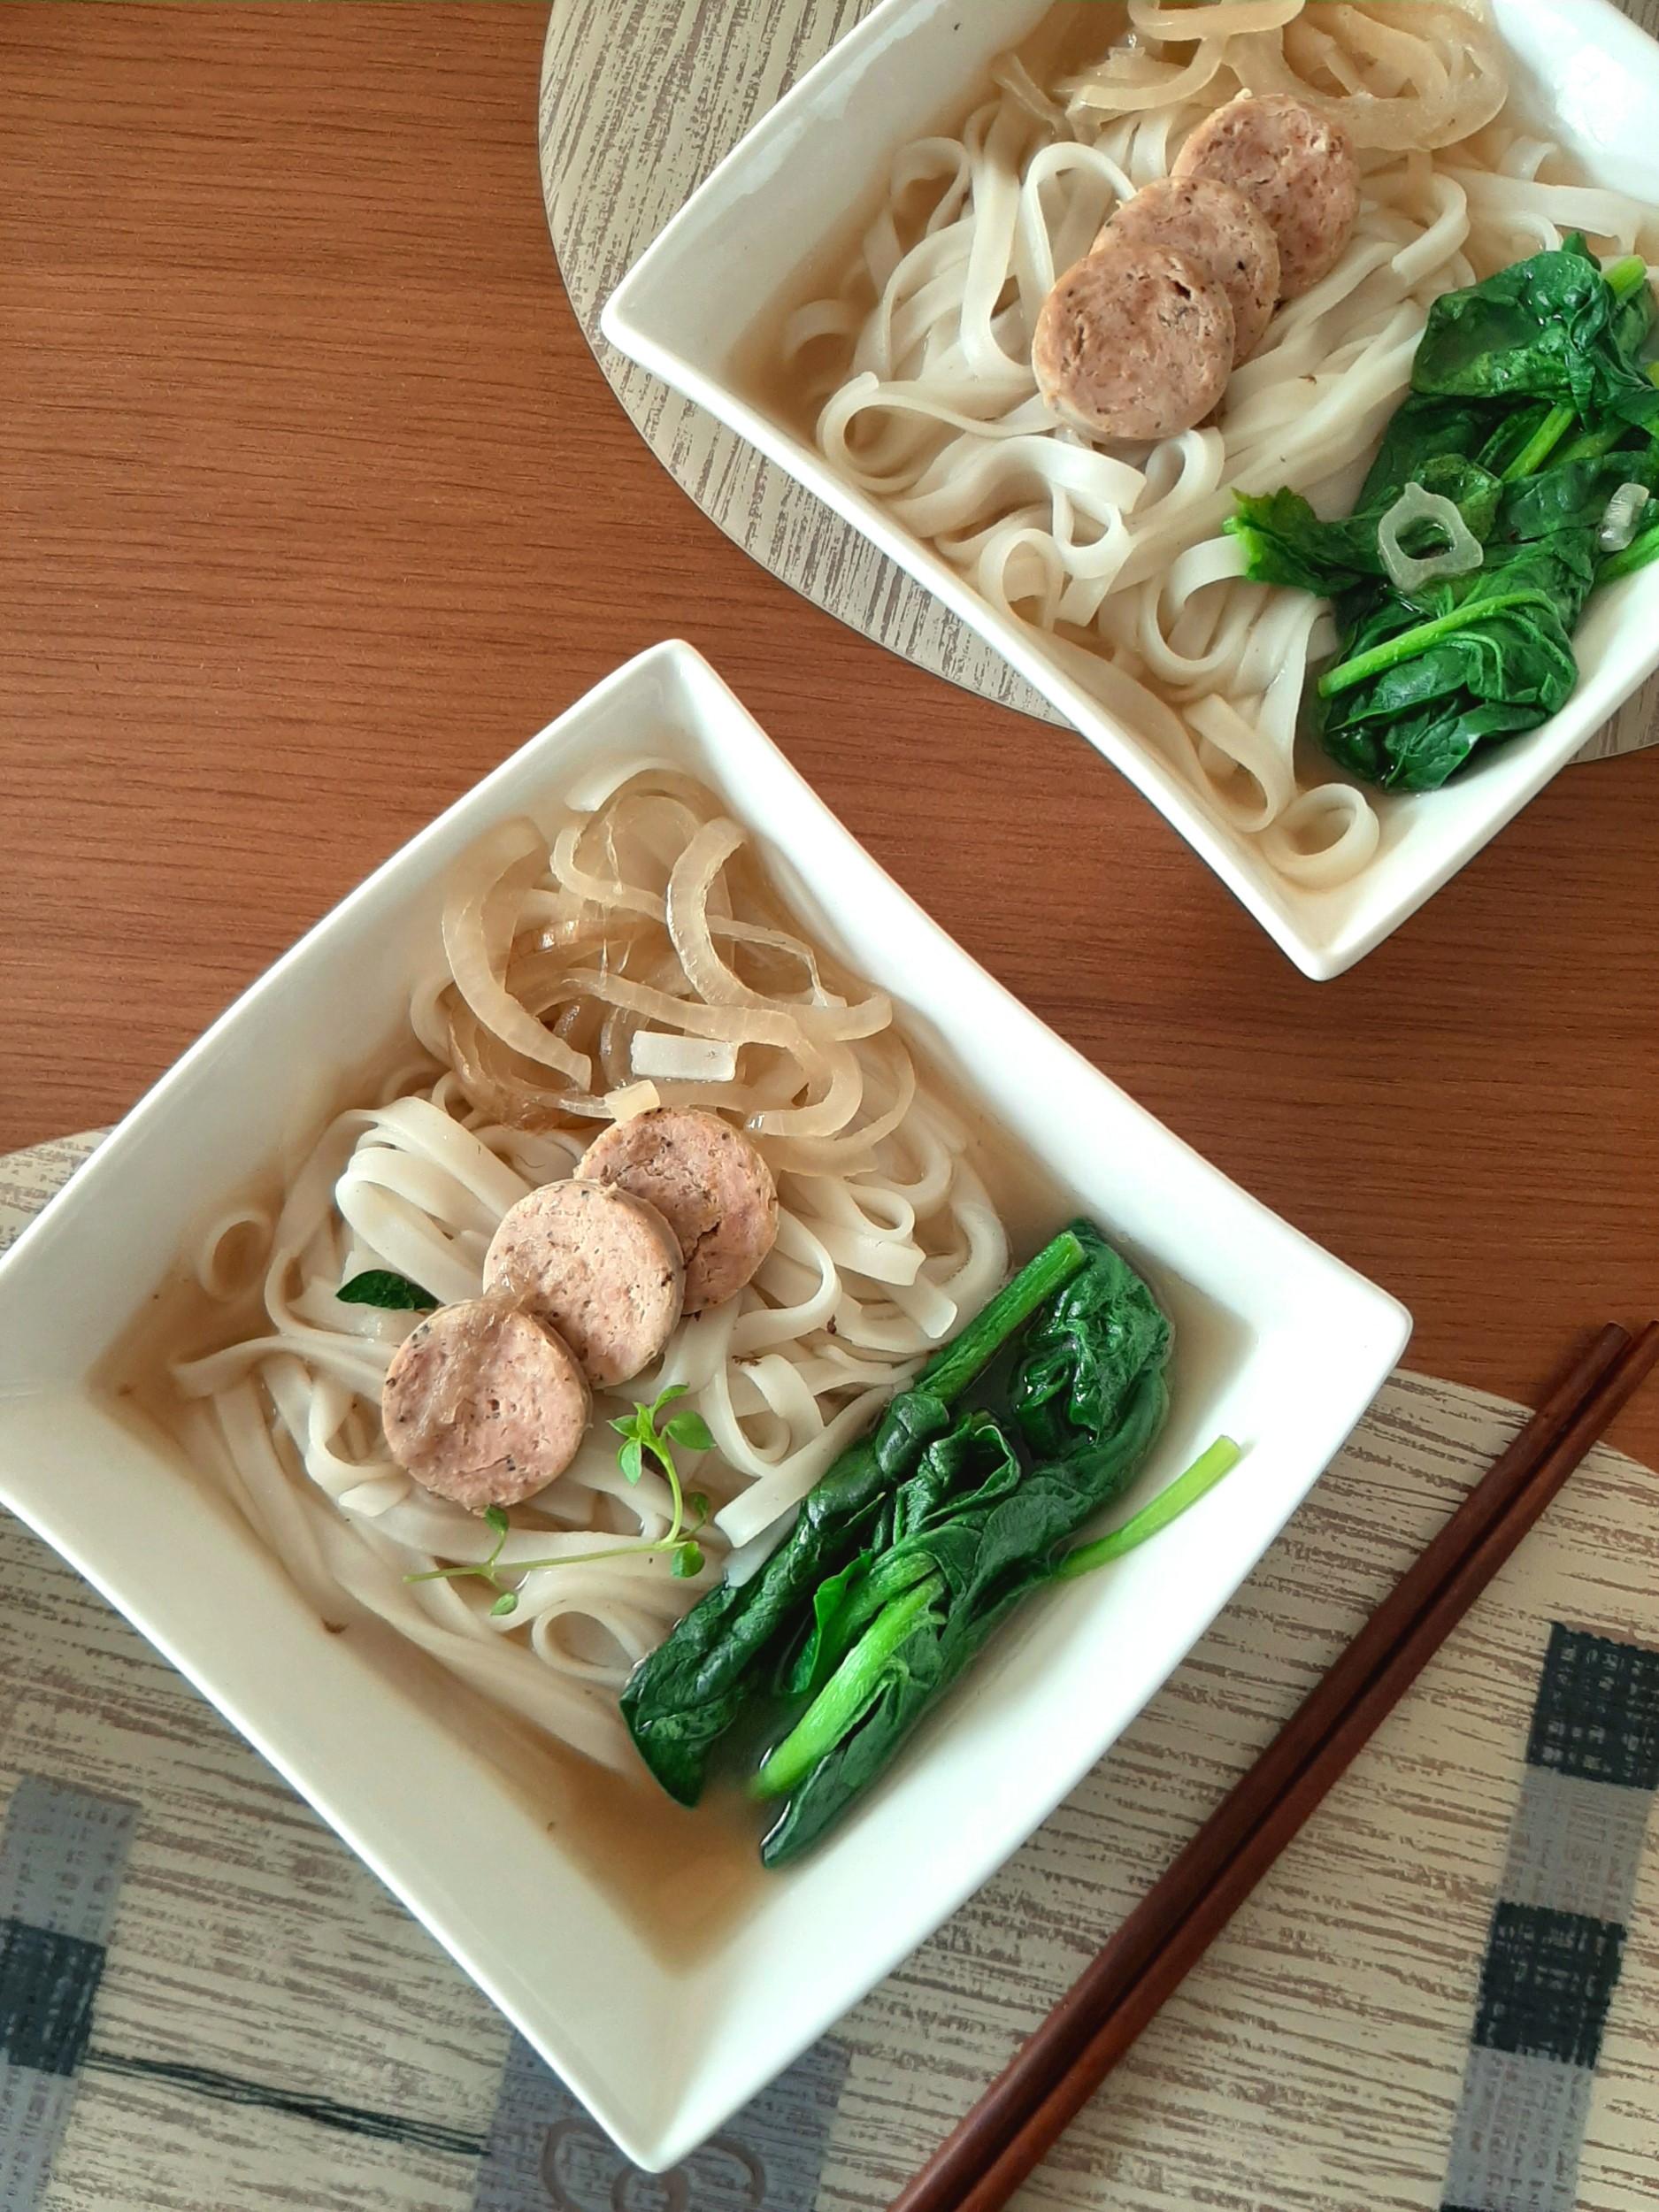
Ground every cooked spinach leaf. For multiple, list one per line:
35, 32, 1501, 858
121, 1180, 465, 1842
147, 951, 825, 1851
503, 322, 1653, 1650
336, 1269, 438, 1310
1412, 234, 1657, 426
757, 1363, 1172, 1867
1368, 393, 1511, 501
1314, 451, 1659, 788
1228, 238, 1659, 792
1225, 454, 1502, 599
619, 1220, 1195, 1865
618, 1225, 1092, 1806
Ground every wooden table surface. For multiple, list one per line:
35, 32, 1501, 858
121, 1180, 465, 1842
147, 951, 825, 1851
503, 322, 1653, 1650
4, 1, 1657, 1462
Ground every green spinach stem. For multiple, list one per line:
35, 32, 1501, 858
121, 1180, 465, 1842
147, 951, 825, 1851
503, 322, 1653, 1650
1555, 421, 1628, 467
916, 1231, 1087, 1403
1599, 518, 1659, 583
1556, 365, 1659, 466
1606, 254, 1651, 303
1497, 270, 1649, 485
1318, 591, 1559, 699
1054, 1437, 1242, 1581
1501, 403, 1577, 483
751, 1572, 945, 1801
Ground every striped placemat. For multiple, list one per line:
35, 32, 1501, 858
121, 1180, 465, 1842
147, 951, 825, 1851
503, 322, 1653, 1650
537, 0, 1659, 769
2, 1134, 1656, 2211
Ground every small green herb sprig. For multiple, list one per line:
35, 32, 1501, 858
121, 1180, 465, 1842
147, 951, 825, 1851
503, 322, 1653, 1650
404, 1385, 714, 1617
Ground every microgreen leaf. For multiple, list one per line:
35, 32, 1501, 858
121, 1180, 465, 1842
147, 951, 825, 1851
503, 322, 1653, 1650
403, 1381, 726, 1607
336, 1269, 438, 1310
664, 1410, 714, 1452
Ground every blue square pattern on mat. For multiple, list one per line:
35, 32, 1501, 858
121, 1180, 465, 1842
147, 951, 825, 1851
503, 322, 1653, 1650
1472, 1902, 1626, 2071
472, 2032, 850, 2212
1526, 1624, 1659, 1793
0, 1918, 105, 2079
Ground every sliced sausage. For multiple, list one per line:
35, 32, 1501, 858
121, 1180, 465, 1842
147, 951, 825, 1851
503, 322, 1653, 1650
1033, 237, 1235, 443
578, 1108, 779, 1314
484, 1179, 684, 1388
381, 1297, 589, 1512
1173, 93, 1359, 301
1097, 174, 1280, 363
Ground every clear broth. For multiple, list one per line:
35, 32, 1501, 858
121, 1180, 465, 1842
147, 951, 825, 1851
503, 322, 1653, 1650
729, 3, 1125, 442
95, 1041, 1105, 1962
96, 1050, 1246, 1964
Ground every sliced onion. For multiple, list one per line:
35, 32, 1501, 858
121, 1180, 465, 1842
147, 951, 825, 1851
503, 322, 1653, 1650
549, 819, 664, 922
1599, 481, 1651, 553
1064, 38, 1225, 115
566, 968, 814, 1052
1128, 0, 1301, 29
1378, 481, 1484, 594
749, 1042, 863, 1141
1234, 4, 1508, 151
565, 964, 887, 1050
629, 1031, 740, 1083
441, 818, 592, 1087
604, 1080, 661, 1122
666, 817, 755, 1004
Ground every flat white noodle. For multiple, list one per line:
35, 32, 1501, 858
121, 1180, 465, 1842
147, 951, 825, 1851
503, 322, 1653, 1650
789, 3, 1639, 895
159, 767, 1010, 1769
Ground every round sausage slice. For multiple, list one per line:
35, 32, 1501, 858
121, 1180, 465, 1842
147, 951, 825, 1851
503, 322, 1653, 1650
484, 1179, 684, 1388
1097, 174, 1281, 363
1033, 237, 1235, 443
578, 1108, 779, 1315
1173, 93, 1359, 301
381, 1297, 589, 1512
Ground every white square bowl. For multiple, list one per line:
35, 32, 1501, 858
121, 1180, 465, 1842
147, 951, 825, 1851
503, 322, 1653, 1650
601, 0, 1659, 980
0, 641, 1409, 2169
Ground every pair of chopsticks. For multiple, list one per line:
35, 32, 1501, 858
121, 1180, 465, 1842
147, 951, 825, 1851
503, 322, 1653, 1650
891, 1321, 1659, 2212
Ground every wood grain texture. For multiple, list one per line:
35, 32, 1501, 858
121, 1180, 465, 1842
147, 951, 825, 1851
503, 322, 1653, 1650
3, 2, 1658, 1478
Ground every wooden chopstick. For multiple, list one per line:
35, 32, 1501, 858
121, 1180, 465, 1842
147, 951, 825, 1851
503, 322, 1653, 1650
891, 1322, 1656, 2212
892, 1322, 1630, 2212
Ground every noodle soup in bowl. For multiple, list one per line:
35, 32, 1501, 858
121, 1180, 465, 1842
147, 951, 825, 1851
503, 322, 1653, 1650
0, 641, 1408, 2170
602, 0, 1659, 979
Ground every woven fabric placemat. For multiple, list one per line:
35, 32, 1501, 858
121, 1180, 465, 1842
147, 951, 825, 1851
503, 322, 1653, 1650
2, 1134, 1656, 2212
536, 0, 1659, 769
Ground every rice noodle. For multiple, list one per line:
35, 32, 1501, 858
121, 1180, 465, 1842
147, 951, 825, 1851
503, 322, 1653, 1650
789, 1, 1659, 894
159, 767, 1009, 1770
